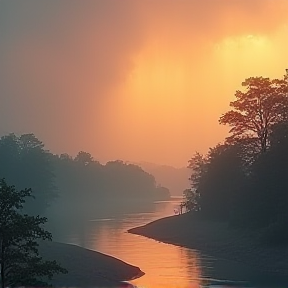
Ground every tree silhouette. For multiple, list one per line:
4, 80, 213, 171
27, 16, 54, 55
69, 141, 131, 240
0, 133, 56, 215
219, 76, 288, 153
182, 72, 288, 245
75, 151, 94, 166
0, 179, 67, 287
244, 122, 288, 235
184, 152, 207, 212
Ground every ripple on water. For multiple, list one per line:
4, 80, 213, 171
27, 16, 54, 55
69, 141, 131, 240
62, 200, 283, 288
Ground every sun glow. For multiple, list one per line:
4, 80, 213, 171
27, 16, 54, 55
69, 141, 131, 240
103, 25, 288, 166
120, 43, 198, 137
217, 34, 271, 55
214, 34, 273, 75
130, 55, 186, 97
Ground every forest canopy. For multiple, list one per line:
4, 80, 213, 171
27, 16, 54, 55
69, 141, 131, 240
0, 134, 170, 223
184, 74, 288, 246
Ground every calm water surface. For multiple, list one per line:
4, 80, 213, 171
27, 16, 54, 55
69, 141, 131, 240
61, 199, 285, 288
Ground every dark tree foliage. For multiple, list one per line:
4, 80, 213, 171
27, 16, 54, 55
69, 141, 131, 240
187, 152, 207, 193
0, 179, 67, 288
243, 122, 288, 243
52, 155, 168, 203
219, 76, 288, 153
48, 155, 170, 224
202, 145, 245, 219
183, 153, 207, 212
104, 160, 157, 200
185, 73, 288, 246
183, 188, 200, 212
0, 133, 56, 215
185, 145, 245, 220
74, 151, 94, 165
154, 186, 170, 201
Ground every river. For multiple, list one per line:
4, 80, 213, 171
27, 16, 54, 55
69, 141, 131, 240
58, 198, 286, 288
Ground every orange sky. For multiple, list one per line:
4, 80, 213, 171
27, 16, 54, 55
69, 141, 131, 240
1, 0, 288, 167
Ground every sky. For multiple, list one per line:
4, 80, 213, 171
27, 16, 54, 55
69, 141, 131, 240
1, 0, 288, 167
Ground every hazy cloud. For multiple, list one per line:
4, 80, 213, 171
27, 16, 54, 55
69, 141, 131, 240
0, 0, 143, 144
0, 0, 287, 165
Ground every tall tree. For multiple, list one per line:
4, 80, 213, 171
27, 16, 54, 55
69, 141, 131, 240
18, 134, 57, 214
187, 152, 207, 192
0, 179, 67, 287
219, 76, 288, 153
199, 144, 245, 219
0, 133, 56, 215
246, 122, 288, 229
184, 145, 246, 219
184, 152, 207, 212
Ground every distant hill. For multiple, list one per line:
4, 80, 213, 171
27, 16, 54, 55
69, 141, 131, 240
132, 162, 190, 197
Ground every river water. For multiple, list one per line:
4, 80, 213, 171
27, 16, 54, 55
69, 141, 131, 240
59, 198, 286, 288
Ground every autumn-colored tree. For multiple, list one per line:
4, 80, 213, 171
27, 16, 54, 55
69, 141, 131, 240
219, 76, 288, 153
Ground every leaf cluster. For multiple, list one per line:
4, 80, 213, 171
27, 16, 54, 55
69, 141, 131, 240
0, 179, 67, 287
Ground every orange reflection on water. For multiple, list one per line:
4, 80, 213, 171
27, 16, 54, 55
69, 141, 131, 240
81, 201, 204, 288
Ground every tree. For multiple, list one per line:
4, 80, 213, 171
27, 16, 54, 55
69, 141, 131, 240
183, 152, 207, 212
0, 133, 57, 215
244, 122, 288, 230
187, 152, 207, 192
183, 188, 200, 212
75, 151, 94, 165
199, 144, 245, 219
219, 76, 288, 153
0, 179, 67, 287
18, 134, 57, 214
184, 145, 246, 219
155, 185, 170, 201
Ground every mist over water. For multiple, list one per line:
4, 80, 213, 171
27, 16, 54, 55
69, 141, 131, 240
54, 199, 205, 288
0, 2, 288, 287
50, 199, 286, 288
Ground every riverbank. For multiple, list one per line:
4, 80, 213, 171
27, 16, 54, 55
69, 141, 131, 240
38, 241, 144, 287
128, 212, 288, 282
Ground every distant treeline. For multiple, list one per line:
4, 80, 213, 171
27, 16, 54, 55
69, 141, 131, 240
184, 75, 288, 246
0, 133, 170, 219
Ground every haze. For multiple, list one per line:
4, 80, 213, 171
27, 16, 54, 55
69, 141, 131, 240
1, 0, 288, 167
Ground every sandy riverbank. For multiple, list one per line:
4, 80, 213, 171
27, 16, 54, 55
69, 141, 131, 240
38, 241, 144, 287
128, 212, 288, 284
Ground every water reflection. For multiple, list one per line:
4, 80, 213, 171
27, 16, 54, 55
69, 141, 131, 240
61, 200, 205, 287
57, 199, 287, 288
